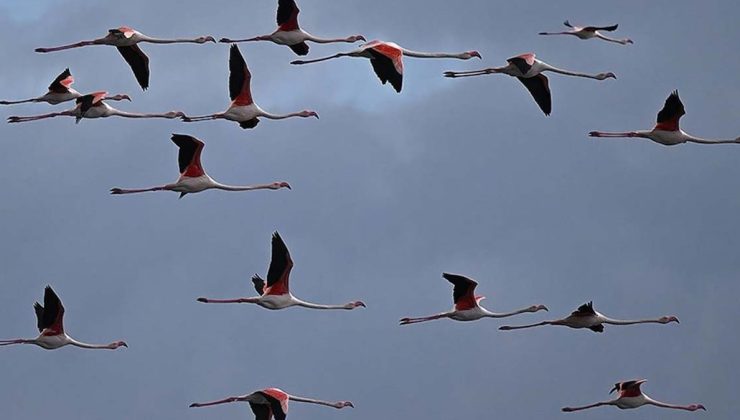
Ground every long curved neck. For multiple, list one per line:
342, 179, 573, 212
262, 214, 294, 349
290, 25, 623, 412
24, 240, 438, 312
401, 48, 467, 59
138, 35, 203, 44
644, 397, 697, 411
596, 33, 630, 44
540, 63, 603, 79
602, 317, 664, 325
484, 307, 534, 318
685, 134, 740, 144
213, 182, 276, 192
305, 34, 356, 44
67, 338, 115, 350
259, 110, 304, 120
294, 299, 351, 310
289, 395, 340, 407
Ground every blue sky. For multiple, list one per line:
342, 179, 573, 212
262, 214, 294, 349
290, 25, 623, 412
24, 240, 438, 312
0, 1, 738, 419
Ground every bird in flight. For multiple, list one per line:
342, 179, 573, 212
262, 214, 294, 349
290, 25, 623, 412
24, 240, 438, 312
539, 21, 633, 45
444, 53, 616, 115
590, 90, 740, 145
35, 27, 215, 90
399, 273, 547, 325
0, 286, 128, 350
197, 232, 366, 310
190, 387, 355, 419
182, 45, 319, 128
562, 379, 706, 413
220, 0, 366, 55
291, 40, 480, 93
110, 134, 291, 198
499, 301, 679, 333
7, 91, 184, 123
0, 68, 130, 105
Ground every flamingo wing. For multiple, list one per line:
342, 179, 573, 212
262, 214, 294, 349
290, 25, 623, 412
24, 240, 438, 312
265, 232, 293, 295
36, 286, 65, 335
442, 273, 478, 310
116, 45, 150, 90
507, 53, 536, 75
277, 0, 300, 31
584, 24, 618, 32
261, 389, 289, 419
563, 20, 574, 28
251, 274, 266, 295
367, 46, 403, 93
75, 91, 106, 123
516, 74, 551, 115
655, 90, 685, 130
288, 42, 309, 56
229, 45, 254, 106
571, 301, 597, 317
171, 134, 205, 177
613, 380, 645, 397
48, 68, 74, 93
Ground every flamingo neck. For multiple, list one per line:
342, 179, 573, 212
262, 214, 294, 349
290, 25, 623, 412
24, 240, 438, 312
602, 317, 664, 325
402, 49, 467, 59
289, 395, 338, 408
293, 299, 354, 310
304, 34, 356, 44
484, 307, 532, 318
138, 36, 201, 44
540, 63, 602, 79
67, 338, 118, 350
213, 182, 275, 192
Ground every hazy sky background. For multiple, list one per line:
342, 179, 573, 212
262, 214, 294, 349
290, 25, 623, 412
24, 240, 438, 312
0, 1, 738, 419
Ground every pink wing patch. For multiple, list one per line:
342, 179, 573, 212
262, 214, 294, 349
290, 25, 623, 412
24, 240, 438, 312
90, 91, 107, 104
263, 388, 290, 413
516, 53, 536, 65
60, 75, 74, 88
118, 26, 135, 38
369, 42, 404, 74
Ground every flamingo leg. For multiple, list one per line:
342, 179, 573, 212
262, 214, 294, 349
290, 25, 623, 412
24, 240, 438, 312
399, 314, 447, 325
182, 114, 222, 122
35, 40, 101, 53
7, 112, 68, 123
190, 396, 241, 408
588, 131, 639, 138
196, 297, 259, 304
443, 68, 500, 78
0, 339, 31, 346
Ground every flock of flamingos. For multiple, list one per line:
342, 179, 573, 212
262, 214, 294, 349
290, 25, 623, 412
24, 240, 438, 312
2, 0, 731, 418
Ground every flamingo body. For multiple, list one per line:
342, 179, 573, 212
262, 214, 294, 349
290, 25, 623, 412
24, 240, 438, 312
197, 232, 366, 310
562, 379, 706, 413
539, 21, 633, 45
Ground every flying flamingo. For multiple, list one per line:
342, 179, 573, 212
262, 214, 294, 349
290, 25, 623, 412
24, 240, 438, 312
539, 21, 633, 45
499, 301, 678, 333
443, 53, 616, 115
7, 91, 184, 124
220, 0, 366, 55
110, 134, 290, 198
190, 387, 354, 419
182, 45, 318, 128
562, 379, 706, 413
0, 68, 130, 105
399, 273, 547, 325
35, 27, 215, 90
590, 90, 740, 145
197, 232, 366, 310
291, 40, 481, 92
0, 286, 127, 350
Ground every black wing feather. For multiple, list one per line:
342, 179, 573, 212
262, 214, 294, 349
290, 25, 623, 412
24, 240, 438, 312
48, 68, 72, 93
249, 402, 273, 420
266, 232, 292, 287
239, 118, 260, 129
288, 42, 309, 56
584, 24, 619, 32
41, 286, 63, 330
442, 273, 477, 304
367, 50, 402, 93
170, 134, 202, 174
229, 45, 250, 101
33, 302, 45, 332
116, 45, 150, 90
507, 56, 532, 75
259, 392, 287, 420
572, 301, 597, 316
277, 0, 299, 26
252, 274, 266, 295
517, 75, 551, 116
656, 90, 685, 123
75, 94, 96, 123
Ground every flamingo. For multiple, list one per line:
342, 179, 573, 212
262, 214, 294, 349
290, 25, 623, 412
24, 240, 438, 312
110, 134, 290, 198
219, 0, 366, 55
443, 53, 616, 115
197, 232, 366, 310
539, 21, 633, 45
291, 40, 481, 92
499, 301, 679, 333
182, 45, 318, 128
399, 273, 547, 325
35, 27, 215, 90
190, 387, 354, 419
7, 91, 184, 124
0, 68, 130, 105
562, 379, 706, 413
590, 90, 740, 145
0, 286, 127, 350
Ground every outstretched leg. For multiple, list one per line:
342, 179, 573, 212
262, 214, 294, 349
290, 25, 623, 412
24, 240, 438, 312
399, 313, 448, 325
8, 112, 70, 123
443, 68, 501, 78
181, 114, 223, 122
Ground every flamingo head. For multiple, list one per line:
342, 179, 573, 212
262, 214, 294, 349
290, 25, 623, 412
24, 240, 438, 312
197, 36, 216, 43
346, 301, 366, 309
528, 304, 548, 313
349, 35, 366, 42
111, 94, 131, 101
334, 401, 354, 409
659, 315, 679, 324
597, 72, 617, 80
687, 404, 706, 411
300, 110, 319, 119
622, 39, 634, 45
110, 341, 128, 349
270, 181, 291, 190
465, 50, 482, 59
